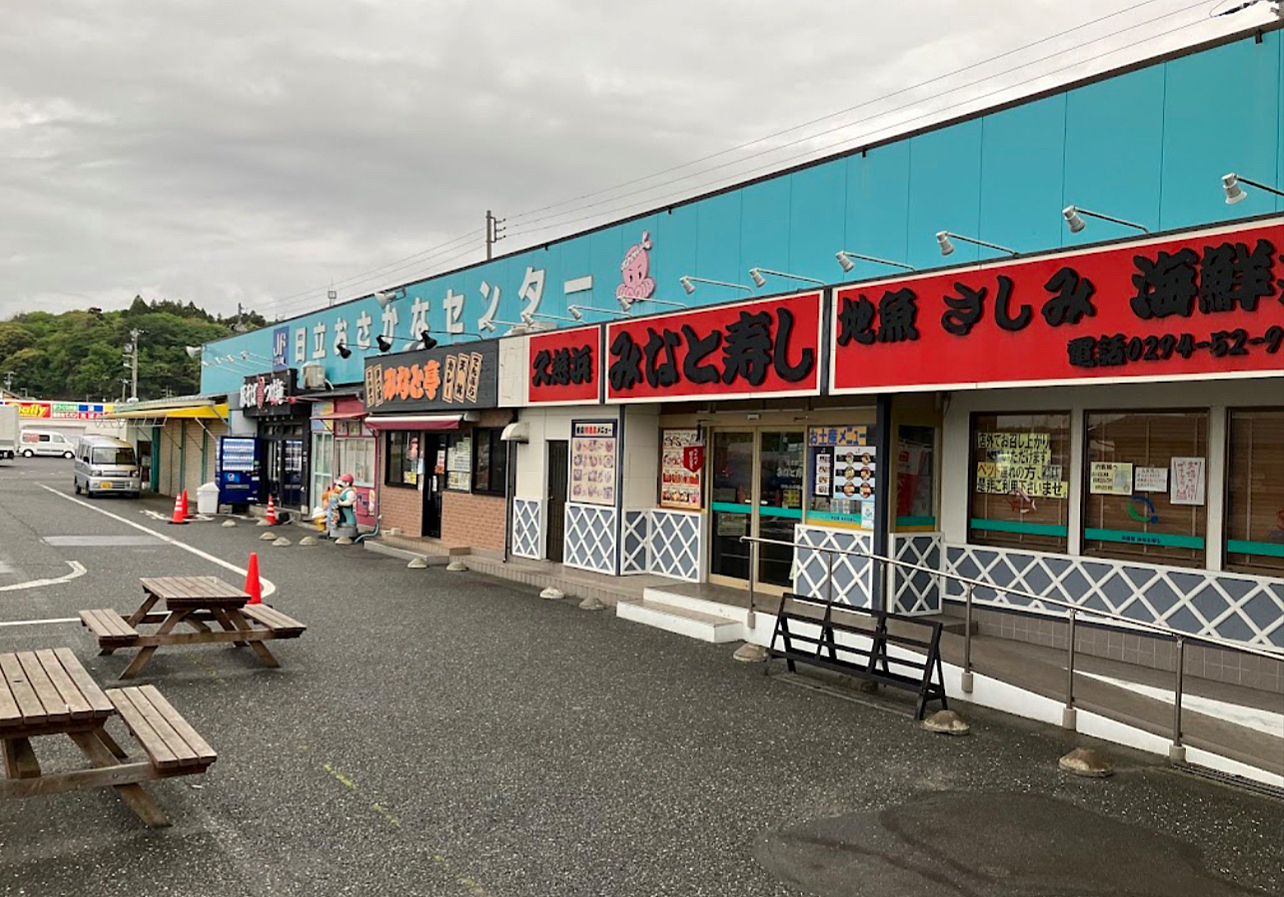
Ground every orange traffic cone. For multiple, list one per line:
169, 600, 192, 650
244, 552, 262, 604
265, 495, 278, 526
168, 493, 187, 525
180, 489, 193, 519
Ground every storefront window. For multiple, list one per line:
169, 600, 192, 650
311, 432, 333, 508
446, 432, 473, 491
970, 413, 1070, 552
472, 428, 507, 496
1226, 408, 1284, 576
338, 436, 375, 488
384, 431, 419, 487
896, 425, 935, 528
1084, 410, 1207, 568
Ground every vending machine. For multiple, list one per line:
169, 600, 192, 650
216, 436, 261, 508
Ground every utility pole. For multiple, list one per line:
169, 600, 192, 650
485, 210, 506, 260
3, 371, 14, 394
124, 328, 144, 401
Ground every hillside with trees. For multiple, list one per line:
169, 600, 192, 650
0, 297, 268, 402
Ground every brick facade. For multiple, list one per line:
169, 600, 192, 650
379, 482, 423, 537
442, 490, 506, 553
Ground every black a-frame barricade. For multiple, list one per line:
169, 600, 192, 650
765, 592, 948, 720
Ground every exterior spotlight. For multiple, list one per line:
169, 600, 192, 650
568, 304, 629, 320
374, 289, 404, 308
184, 346, 202, 359
678, 275, 753, 295
935, 230, 1017, 258
617, 295, 634, 312
748, 267, 824, 289
377, 335, 393, 352
520, 311, 535, 325
336, 342, 352, 359
835, 251, 915, 273
1224, 173, 1247, 204
1222, 172, 1284, 205
419, 331, 438, 350
1062, 205, 1148, 234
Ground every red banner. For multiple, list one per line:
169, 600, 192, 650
528, 326, 601, 404
829, 219, 1283, 393
605, 292, 822, 402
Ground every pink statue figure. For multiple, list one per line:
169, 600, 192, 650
616, 230, 656, 305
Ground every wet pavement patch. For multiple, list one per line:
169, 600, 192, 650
755, 791, 1261, 897
41, 535, 162, 547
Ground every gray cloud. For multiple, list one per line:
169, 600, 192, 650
0, 0, 1255, 320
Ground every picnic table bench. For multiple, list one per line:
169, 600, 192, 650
81, 575, 305, 679
0, 647, 214, 826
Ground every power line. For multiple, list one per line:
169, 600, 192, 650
501, 0, 1175, 225
265, 227, 486, 313
506, 0, 1213, 238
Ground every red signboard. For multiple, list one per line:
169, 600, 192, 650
830, 219, 1283, 393
605, 292, 822, 402
528, 326, 601, 404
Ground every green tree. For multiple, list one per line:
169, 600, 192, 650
0, 298, 265, 401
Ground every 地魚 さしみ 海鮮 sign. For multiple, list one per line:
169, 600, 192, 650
363, 340, 499, 412
604, 292, 822, 402
829, 219, 1284, 393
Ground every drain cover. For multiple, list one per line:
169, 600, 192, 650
42, 535, 162, 547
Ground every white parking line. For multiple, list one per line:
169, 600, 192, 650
0, 560, 86, 592
0, 616, 79, 627
38, 485, 276, 599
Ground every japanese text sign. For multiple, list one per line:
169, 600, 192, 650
240, 369, 297, 417
529, 326, 601, 404
605, 292, 822, 402
363, 340, 499, 413
829, 219, 1284, 393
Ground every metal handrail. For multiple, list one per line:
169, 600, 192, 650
739, 534, 1282, 761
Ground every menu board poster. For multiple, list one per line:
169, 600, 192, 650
809, 424, 876, 529
446, 432, 472, 491
660, 428, 702, 511
571, 420, 617, 506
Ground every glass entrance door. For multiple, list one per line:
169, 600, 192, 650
708, 429, 805, 592
757, 431, 805, 587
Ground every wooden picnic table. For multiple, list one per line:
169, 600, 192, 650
81, 575, 305, 679
0, 647, 215, 826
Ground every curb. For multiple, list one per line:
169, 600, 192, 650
362, 540, 449, 566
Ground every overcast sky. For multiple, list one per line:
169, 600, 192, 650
0, 0, 1270, 321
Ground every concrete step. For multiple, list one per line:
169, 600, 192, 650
617, 598, 747, 643
640, 587, 751, 622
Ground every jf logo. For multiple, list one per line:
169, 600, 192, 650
272, 327, 289, 368
1127, 493, 1158, 524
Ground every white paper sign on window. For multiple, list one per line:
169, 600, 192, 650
1134, 467, 1168, 493
1170, 457, 1206, 506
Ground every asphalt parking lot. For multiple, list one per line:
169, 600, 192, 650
1, 456, 1281, 897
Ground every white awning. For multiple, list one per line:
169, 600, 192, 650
363, 414, 462, 431
500, 421, 530, 443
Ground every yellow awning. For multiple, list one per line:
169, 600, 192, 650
109, 403, 228, 420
